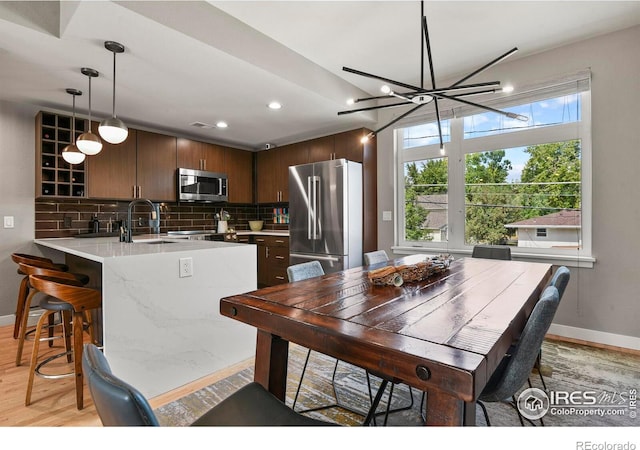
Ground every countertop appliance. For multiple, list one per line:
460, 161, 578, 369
177, 168, 227, 202
288, 158, 362, 273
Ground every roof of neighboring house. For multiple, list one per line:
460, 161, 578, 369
417, 194, 448, 230
504, 209, 581, 229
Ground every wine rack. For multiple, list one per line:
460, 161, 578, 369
36, 111, 88, 198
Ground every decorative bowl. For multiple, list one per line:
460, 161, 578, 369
249, 220, 264, 231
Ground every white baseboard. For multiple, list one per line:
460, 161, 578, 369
0, 312, 42, 328
549, 323, 640, 351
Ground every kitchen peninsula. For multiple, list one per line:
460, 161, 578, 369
34, 235, 257, 399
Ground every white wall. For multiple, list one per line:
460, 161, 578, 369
376, 25, 640, 346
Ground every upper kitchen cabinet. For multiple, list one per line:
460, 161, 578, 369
87, 122, 137, 200
224, 147, 253, 204
334, 128, 370, 162
177, 138, 224, 172
136, 130, 177, 201
256, 143, 308, 203
36, 111, 88, 198
307, 135, 335, 163
87, 126, 177, 201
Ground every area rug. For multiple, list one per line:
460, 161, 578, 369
155, 340, 639, 427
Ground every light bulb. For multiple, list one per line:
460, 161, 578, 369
380, 85, 392, 94
268, 101, 282, 110
440, 144, 446, 155
502, 85, 514, 93
346, 98, 355, 106
216, 121, 228, 128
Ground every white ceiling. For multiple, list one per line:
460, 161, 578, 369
1, 1, 639, 150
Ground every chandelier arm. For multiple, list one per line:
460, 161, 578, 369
352, 81, 502, 105
450, 47, 518, 88
450, 88, 500, 98
421, 13, 443, 148
438, 92, 527, 121
372, 103, 426, 136
337, 100, 412, 116
342, 66, 422, 92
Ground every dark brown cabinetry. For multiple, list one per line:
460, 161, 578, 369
87, 123, 137, 200
256, 143, 308, 203
177, 138, 224, 172
224, 147, 253, 204
87, 127, 176, 201
36, 111, 88, 198
254, 235, 289, 287
136, 130, 177, 201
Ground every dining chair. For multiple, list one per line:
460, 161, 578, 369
477, 285, 560, 426
288, 260, 414, 426
534, 266, 571, 390
82, 343, 335, 426
471, 244, 512, 260
363, 250, 389, 266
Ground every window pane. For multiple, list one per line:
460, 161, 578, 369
403, 158, 448, 242
464, 140, 581, 249
463, 94, 581, 139
403, 120, 450, 149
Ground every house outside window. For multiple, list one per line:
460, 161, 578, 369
395, 72, 592, 262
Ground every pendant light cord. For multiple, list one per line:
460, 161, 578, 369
112, 51, 116, 118
88, 76, 92, 124
71, 94, 76, 136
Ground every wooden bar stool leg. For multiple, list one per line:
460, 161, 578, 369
62, 310, 73, 363
73, 312, 85, 409
16, 290, 39, 366
25, 310, 54, 406
13, 276, 29, 339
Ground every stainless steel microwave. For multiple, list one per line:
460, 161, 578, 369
177, 168, 228, 202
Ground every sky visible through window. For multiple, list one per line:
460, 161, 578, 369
403, 94, 581, 181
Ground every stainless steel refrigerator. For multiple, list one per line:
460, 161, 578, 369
289, 158, 362, 274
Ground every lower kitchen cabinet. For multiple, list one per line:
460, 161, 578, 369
254, 235, 289, 287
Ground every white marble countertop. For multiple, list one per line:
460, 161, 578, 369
34, 234, 247, 263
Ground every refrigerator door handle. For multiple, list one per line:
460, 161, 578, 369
312, 175, 320, 240
290, 253, 341, 262
308, 175, 320, 240
307, 176, 312, 240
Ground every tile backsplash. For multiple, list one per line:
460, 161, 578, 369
35, 199, 289, 238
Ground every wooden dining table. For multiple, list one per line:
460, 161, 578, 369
219, 254, 552, 426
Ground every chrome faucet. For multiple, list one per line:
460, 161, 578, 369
124, 198, 159, 242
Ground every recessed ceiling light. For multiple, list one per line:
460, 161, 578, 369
268, 101, 282, 110
216, 121, 228, 128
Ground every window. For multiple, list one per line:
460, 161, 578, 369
395, 72, 591, 262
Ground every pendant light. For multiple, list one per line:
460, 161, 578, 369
98, 41, 128, 144
76, 67, 103, 155
61, 88, 86, 165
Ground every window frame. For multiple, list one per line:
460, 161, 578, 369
393, 74, 593, 267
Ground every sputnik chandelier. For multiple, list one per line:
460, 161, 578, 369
338, 1, 528, 151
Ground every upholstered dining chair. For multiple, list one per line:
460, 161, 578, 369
534, 266, 571, 390
363, 250, 389, 266
83, 343, 335, 426
477, 285, 560, 426
471, 244, 512, 260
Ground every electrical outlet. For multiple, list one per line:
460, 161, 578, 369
3, 216, 14, 228
63, 216, 72, 228
179, 257, 193, 278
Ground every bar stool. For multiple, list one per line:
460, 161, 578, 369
25, 274, 102, 409
11, 253, 69, 340
15, 263, 88, 366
